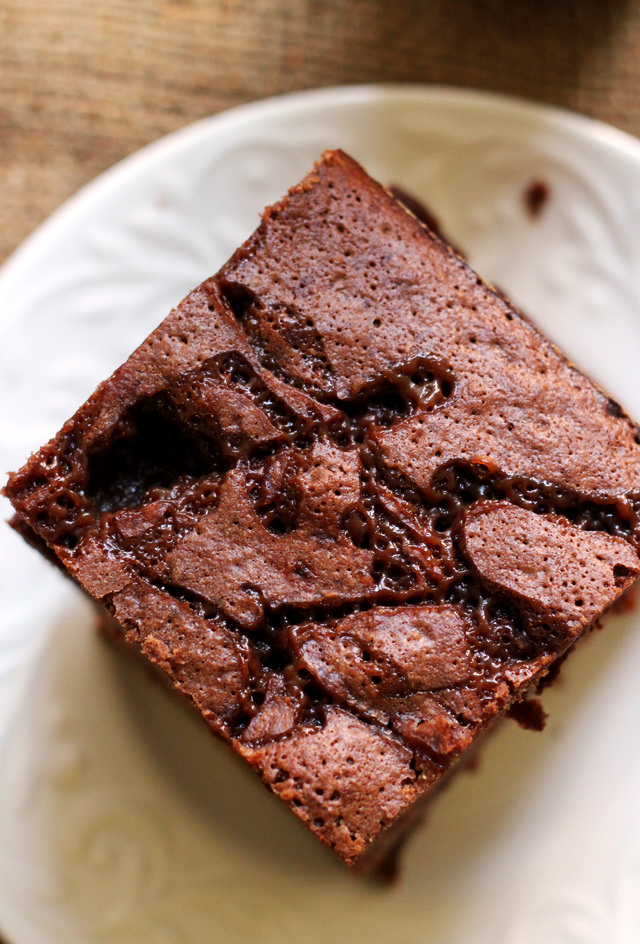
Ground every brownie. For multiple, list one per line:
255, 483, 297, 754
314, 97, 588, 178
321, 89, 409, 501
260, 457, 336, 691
5, 150, 640, 869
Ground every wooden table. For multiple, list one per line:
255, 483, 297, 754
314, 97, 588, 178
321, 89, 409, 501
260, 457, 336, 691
1, 1, 640, 941
2, 0, 640, 266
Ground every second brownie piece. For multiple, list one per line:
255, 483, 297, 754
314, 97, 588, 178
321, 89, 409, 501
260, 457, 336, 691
6, 150, 640, 869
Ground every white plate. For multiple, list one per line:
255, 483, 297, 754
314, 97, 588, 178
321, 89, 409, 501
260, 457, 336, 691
1, 85, 640, 944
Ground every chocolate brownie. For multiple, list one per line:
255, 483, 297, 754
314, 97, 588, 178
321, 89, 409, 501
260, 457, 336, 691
5, 151, 640, 868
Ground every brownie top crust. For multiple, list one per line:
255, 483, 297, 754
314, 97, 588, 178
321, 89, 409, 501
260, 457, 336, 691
6, 150, 640, 866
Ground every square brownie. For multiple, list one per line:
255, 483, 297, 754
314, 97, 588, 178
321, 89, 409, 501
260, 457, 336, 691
5, 150, 640, 868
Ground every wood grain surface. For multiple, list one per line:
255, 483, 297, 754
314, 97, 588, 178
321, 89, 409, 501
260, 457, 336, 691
1, 2, 640, 941
2, 0, 640, 265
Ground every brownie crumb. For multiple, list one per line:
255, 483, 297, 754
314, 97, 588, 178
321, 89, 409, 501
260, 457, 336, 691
523, 179, 551, 219
507, 698, 548, 732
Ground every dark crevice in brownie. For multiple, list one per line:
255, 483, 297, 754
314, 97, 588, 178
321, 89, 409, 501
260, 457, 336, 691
96, 476, 221, 584
326, 355, 456, 446
245, 456, 306, 536
428, 462, 640, 544
219, 278, 335, 394
86, 393, 228, 514
169, 349, 317, 453
469, 592, 563, 665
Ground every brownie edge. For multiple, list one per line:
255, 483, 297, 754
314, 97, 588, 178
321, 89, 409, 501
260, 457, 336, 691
5, 150, 640, 868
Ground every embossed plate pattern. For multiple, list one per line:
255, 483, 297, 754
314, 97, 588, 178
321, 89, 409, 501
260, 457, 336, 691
1, 86, 640, 944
